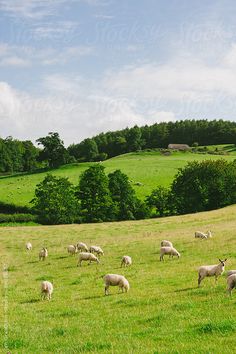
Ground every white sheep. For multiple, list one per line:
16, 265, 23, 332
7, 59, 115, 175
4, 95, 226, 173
160, 246, 180, 261
227, 270, 236, 277
103, 274, 130, 295
67, 244, 78, 255
195, 230, 212, 239
121, 255, 132, 267
198, 258, 227, 287
77, 242, 88, 252
161, 240, 173, 247
41, 281, 53, 300
227, 274, 236, 296
26, 242, 32, 251
77, 252, 99, 266
89, 245, 104, 256
39, 247, 48, 261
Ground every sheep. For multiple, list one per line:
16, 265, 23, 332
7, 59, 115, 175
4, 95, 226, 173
67, 244, 78, 255
227, 270, 236, 277
77, 242, 88, 252
227, 274, 236, 296
103, 274, 130, 295
39, 247, 48, 261
77, 252, 99, 266
89, 245, 104, 257
26, 242, 32, 251
121, 255, 132, 267
198, 259, 227, 287
160, 246, 180, 261
195, 230, 212, 239
41, 281, 53, 300
161, 240, 173, 247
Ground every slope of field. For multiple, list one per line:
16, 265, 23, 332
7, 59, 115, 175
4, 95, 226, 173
1, 205, 236, 353
0, 147, 236, 206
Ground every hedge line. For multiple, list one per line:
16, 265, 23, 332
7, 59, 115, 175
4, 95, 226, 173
0, 213, 36, 223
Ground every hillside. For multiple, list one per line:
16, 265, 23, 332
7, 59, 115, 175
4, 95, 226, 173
0, 146, 236, 206
1, 205, 236, 353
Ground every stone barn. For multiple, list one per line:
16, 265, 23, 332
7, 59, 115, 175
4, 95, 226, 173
168, 144, 190, 151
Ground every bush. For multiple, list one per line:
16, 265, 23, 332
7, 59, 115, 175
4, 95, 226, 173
0, 213, 36, 223
0, 201, 33, 214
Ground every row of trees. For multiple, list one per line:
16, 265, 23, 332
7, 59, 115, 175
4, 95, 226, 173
68, 119, 236, 161
31, 159, 236, 225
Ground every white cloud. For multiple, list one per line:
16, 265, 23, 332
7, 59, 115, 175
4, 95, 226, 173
0, 56, 30, 67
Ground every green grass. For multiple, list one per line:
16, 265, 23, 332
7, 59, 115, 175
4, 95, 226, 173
1, 205, 236, 353
1, 147, 236, 206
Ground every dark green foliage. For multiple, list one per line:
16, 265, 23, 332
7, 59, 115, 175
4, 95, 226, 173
0, 213, 36, 223
36, 132, 69, 168
32, 174, 80, 224
171, 159, 236, 214
77, 165, 115, 222
68, 138, 99, 162
108, 169, 149, 220
0, 201, 33, 214
146, 186, 172, 216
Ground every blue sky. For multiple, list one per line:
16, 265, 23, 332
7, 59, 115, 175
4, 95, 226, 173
0, 0, 236, 145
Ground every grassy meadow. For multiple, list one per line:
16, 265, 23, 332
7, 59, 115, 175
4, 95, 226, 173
1, 205, 236, 353
1, 146, 236, 206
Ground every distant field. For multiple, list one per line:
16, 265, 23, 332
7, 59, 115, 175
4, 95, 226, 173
0, 145, 236, 206
1, 205, 236, 353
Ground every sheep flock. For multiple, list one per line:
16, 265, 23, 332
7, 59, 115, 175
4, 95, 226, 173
23, 228, 236, 302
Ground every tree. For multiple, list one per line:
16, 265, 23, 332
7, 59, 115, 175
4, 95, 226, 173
146, 186, 171, 217
126, 126, 142, 152
171, 159, 236, 214
108, 169, 143, 220
32, 174, 80, 224
36, 132, 69, 168
77, 165, 115, 222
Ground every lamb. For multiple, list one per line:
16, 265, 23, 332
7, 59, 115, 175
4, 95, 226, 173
161, 240, 173, 247
198, 259, 227, 287
160, 246, 180, 261
77, 242, 88, 252
195, 230, 212, 239
103, 274, 130, 295
39, 247, 48, 261
227, 274, 236, 296
227, 270, 236, 277
26, 242, 32, 251
41, 281, 53, 300
77, 252, 99, 266
67, 244, 78, 255
89, 245, 104, 256
121, 255, 132, 267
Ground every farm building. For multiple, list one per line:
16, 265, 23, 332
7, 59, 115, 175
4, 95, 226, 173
168, 144, 190, 151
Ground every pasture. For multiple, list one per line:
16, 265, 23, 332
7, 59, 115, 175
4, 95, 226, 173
1, 204, 236, 353
1, 148, 236, 206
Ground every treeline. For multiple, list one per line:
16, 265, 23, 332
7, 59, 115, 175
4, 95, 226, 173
30, 159, 236, 225
68, 119, 236, 161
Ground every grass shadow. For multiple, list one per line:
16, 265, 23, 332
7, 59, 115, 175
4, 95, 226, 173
20, 298, 40, 304
174, 286, 198, 293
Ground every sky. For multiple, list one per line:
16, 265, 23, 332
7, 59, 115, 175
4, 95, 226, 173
1, 0, 236, 146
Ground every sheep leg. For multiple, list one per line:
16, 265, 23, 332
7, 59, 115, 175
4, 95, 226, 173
198, 274, 203, 287
105, 285, 109, 296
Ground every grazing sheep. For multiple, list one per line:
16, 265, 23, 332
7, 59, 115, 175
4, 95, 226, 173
41, 281, 53, 300
198, 259, 227, 287
160, 246, 180, 261
121, 255, 132, 267
227, 270, 236, 277
77, 242, 88, 252
103, 274, 130, 295
39, 247, 48, 261
227, 274, 236, 296
89, 245, 104, 256
77, 252, 99, 266
67, 244, 78, 255
195, 230, 212, 239
161, 240, 173, 247
26, 242, 32, 251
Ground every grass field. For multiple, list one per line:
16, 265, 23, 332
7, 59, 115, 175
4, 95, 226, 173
1, 146, 236, 206
1, 205, 236, 353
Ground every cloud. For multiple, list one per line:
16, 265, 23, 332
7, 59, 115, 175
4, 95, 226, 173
0, 56, 31, 67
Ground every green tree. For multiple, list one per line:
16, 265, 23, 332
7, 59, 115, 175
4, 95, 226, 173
108, 169, 143, 220
77, 165, 115, 222
146, 186, 171, 217
36, 132, 69, 168
32, 174, 80, 224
